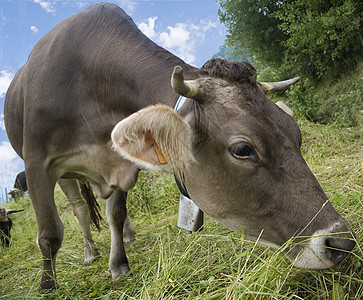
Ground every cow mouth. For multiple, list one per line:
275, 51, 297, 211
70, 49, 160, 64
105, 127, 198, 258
285, 223, 355, 269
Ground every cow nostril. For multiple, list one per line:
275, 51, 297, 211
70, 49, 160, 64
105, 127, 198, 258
325, 237, 355, 265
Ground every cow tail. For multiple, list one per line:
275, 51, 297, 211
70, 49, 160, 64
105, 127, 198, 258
79, 181, 102, 231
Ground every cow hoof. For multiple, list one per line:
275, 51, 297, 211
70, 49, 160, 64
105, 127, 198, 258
84, 255, 100, 266
123, 234, 135, 244
116, 271, 133, 282
123, 216, 136, 243
123, 230, 136, 244
40, 278, 58, 290
111, 264, 131, 281
84, 248, 100, 265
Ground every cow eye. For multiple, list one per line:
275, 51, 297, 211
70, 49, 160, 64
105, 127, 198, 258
229, 142, 254, 159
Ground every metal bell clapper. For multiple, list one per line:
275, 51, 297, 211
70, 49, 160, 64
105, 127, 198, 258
177, 194, 204, 232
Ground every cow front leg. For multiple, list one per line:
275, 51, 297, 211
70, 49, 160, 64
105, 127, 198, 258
58, 179, 99, 265
26, 167, 63, 289
106, 190, 130, 280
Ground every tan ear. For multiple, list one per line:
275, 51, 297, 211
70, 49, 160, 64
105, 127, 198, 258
111, 105, 194, 173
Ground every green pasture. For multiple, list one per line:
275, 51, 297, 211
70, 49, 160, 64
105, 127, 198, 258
0, 118, 362, 299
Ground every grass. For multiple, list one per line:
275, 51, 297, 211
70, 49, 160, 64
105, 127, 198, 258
0, 119, 362, 299
285, 61, 363, 129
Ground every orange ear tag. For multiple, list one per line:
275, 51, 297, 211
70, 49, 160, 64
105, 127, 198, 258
154, 146, 167, 164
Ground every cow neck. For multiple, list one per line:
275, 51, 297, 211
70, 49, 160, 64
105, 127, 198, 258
174, 96, 188, 112
173, 95, 191, 198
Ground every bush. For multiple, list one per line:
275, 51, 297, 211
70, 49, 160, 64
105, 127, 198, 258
286, 63, 363, 127
277, 0, 363, 80
219, 0, 363, 81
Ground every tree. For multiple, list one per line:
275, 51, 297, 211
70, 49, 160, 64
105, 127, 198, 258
212, 44, 252, 63
276, 0, 363, 79
218, 0, 363, 80
218, 0, 287, 68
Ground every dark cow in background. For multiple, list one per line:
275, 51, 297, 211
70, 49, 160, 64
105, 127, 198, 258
0, 208, 24, 246
8, 171, 27, 201
14, 171, 27, 191
4, 3, 355, 289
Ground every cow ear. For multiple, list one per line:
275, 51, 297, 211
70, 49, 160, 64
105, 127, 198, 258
275, 101, 293, 116
111, 105, 194, 173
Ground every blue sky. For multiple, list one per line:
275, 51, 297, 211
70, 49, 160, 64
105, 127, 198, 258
0, 0, 226, 200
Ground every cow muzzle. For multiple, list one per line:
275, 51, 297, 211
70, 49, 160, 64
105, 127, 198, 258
288, 220, 355, 269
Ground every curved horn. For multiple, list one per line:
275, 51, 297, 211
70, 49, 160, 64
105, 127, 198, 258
260, 77, 300, 94
7, 209, 25, 215
171, 66, 200, 98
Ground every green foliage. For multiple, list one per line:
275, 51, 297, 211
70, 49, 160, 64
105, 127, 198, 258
212, 44, 252, 63
286, 62, 363, 127
276, 0, 363, 80
218, 0, 362, 127
127, 172, 180, 219
218, 0, 287, 68
0, 120, 362, 299
218, 0, 363, 81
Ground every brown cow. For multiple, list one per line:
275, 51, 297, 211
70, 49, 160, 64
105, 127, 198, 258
4, 3, 354, 289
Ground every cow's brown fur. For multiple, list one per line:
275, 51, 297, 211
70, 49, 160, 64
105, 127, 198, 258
200, 58, 257, 84
4, 3, 354, 289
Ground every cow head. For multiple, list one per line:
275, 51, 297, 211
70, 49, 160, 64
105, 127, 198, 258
0, 208, 7, 222
111, 59, 355, 269
8, 188, 24, 201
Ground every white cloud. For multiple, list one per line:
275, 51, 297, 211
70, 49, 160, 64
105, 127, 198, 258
30, 25, 39, 34
0, 141, 24, 194
159, 23, 190, 49
0, 141, 17, 160
0, 70, 14, 98
34, 0, 56, 14
137, 17, 219, 65
139, 17, 158, 39
158, 23, 195, 63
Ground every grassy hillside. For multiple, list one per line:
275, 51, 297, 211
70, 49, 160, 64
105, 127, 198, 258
0, 119, 362, 299
262, 61, 363, 130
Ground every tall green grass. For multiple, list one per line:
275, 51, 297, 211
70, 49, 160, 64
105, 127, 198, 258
285, 61, 363, 128
0, 120, 362, 299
